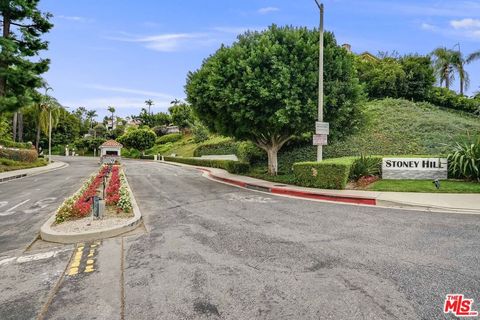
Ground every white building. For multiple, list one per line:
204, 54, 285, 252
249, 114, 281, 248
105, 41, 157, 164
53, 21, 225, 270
99, 140, 123, 163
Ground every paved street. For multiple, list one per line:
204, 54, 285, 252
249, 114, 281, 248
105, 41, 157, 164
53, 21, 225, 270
0, 158, 479, 319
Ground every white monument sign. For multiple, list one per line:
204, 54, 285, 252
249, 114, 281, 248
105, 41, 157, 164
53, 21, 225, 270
382, 158, 448, 180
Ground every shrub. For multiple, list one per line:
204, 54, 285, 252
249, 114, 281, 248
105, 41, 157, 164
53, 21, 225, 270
350, 155, 382, 180
237, 141, 266, 164
0, 148, 38, 162
117, 128, 156, 152
164, 156, 250, 174
140, 155, 155, 160
156, 133, 182, 144
427, 87, 480, 114
193, 139, 239, 157
0, 139, 33, 149
448, 136, 480, 181
293, 159, 353, 189
122, 148, 141, 159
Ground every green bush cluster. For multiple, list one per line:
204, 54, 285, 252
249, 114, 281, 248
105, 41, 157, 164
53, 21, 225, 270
122, 148, 141, 159
236, 141, 266, 164
293, 158, 355, 189
193, 139, 239, 157
427, 87, 480, 114
0, 139, 33, 149
156, 133, 182, 144
350, 155, 382, 181
140, 155, 155, 160
0, 158, 47, 173
0, 148, 38, 162
164, 156, 250, 174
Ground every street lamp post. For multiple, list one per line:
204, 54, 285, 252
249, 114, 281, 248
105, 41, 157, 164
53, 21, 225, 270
315, 0, 324, 162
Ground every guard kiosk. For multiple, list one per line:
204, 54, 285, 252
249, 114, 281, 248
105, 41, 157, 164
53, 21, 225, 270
99, 140, 123, 164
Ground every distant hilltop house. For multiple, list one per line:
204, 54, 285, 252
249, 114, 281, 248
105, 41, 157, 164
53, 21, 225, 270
165, 125, 180, 134
342, 43, 379, 62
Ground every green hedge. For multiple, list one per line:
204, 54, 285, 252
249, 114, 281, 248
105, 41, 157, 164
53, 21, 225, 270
156, 133, 182, 144
0, 139, 33, 149
164, 156, 250, 174
293, 158, 355, 189
427, 87, 480, 114
193, 139, 239, 157
140, 155, 155, 160
0, 148, 38, 163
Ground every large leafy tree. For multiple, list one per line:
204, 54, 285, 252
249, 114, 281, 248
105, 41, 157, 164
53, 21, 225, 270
117, 128, 155, 154
134, 108, 171, 128
0, 0, 53, 112
168, 102, 193, 130
186, 25, 363, 174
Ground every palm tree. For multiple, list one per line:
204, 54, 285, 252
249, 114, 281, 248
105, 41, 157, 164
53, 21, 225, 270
107, 106, 115, 130
431, 47, 456, 90
450, 48, 480, 95
145, 99, 154, 114
33, 95, 62, 150
86, 110, 97, 129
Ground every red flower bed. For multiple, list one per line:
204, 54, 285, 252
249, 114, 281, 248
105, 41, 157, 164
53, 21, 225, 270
71, 165, 110, 218
106, 166, 120, 206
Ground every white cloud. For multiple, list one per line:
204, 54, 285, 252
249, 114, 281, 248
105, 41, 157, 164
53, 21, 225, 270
420, 23, 438, 31
85, 84, 175, 100
106, 32, 213, 52
257, 7, 280, 14
57, 15, 90, 23
420, 19, 480, 41
450, 18, 480, 29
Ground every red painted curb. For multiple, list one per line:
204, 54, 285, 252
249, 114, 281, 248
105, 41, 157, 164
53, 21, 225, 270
202, 169, 376, 206
271, 187, 377, 205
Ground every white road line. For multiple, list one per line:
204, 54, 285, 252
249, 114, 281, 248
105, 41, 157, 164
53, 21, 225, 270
0, 248, 72, 267
6, 199, 30, 212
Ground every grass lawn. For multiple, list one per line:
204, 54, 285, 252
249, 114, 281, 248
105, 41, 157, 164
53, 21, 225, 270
0, 158, 47, 173
367, 179, 480, 193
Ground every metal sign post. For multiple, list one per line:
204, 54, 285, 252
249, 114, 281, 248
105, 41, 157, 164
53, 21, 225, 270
314, 1, 327, 162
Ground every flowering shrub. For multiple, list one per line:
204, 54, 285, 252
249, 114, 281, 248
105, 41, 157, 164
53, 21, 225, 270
55, 165, 109, 223
105, 165, 132, 213
55, 164, 133, 223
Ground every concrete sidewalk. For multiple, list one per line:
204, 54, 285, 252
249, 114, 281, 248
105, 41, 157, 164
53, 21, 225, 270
162, 160, 480, 214
0, 160, 68, 183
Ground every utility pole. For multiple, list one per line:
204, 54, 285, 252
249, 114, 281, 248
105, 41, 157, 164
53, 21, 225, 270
45, 87, 53, 164
314, 1, 328, 162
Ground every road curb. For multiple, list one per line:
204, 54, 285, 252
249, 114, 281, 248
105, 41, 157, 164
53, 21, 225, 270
40, 170, 142, 244
0, 161, 69, 183
196, 167, 377, 205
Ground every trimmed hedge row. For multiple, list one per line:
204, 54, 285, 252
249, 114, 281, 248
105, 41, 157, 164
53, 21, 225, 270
164, 156, 250, 174
0, 148, 38, 163
293, 158, 356, 189
0, 139, 33, 149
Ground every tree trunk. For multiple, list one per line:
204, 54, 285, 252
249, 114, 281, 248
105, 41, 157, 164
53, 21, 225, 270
35, 123, 41, 150
0, 14, 10, 97
256, 135, 292, 176
460, 79, 464, 95
17, 112, 23, 142
266, 146, 279, 175
12, 112, 17, 141
445, 76, 450, 90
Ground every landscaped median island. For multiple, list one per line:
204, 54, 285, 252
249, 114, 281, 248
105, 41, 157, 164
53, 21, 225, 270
40, 164, 141, 244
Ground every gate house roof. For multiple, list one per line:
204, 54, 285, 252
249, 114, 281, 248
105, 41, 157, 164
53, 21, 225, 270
100, 140, 123, 148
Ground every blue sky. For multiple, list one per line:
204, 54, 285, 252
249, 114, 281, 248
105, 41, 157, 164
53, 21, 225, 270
39, 0, 480, 119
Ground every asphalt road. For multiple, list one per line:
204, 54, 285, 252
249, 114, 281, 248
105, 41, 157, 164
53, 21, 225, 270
0, 158, 479, 319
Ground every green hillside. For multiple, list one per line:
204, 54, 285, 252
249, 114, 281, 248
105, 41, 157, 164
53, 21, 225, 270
267, 98, 480, 172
